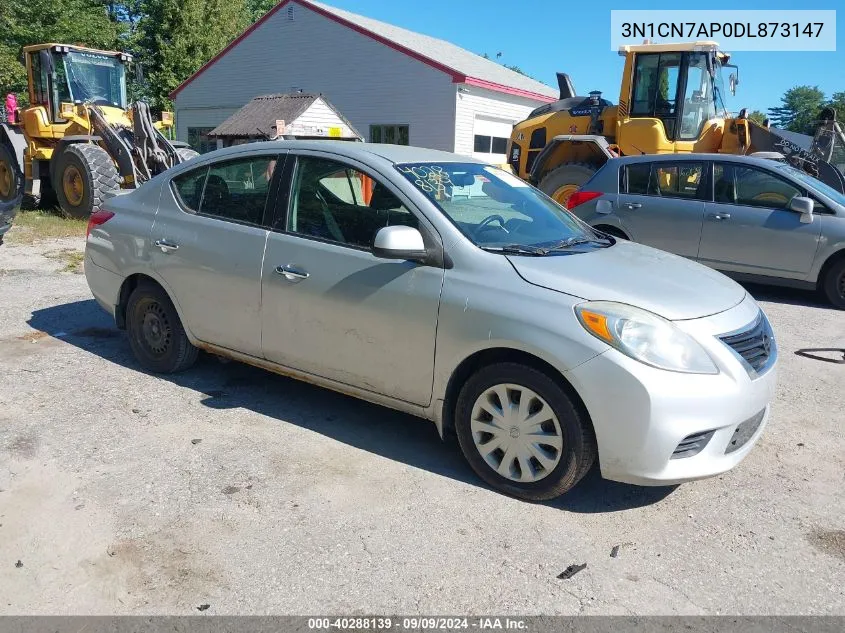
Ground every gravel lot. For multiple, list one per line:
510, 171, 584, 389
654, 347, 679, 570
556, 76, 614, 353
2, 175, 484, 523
0, 234, 843, 615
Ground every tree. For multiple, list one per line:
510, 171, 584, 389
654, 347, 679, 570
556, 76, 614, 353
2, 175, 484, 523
0, 0, 124, 104
747, 110, 767, 126
246, 0, 277, 22
136, 0, 249, 110
825, 91, 845, 121
767, 85, 825, 134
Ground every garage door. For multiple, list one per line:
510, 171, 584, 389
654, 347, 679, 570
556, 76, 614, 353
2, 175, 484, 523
472, 116, 514, 164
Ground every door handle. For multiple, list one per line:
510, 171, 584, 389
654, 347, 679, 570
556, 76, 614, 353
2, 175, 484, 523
154, 239, 179, 252
623, 203, 642, 210
707, 213, 732, 221
275, 264, 310, 280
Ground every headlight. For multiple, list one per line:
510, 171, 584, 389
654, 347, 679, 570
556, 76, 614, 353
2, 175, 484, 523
575, 301, 718, 374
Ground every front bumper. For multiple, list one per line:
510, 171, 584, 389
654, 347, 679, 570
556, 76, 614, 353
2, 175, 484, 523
565, 294, 778, 486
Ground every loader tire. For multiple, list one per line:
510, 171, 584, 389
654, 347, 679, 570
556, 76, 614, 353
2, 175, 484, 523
54, 143, 120, 219
176, 147, 199, 162
538, 162, 596, 206
0, 142, 24, 216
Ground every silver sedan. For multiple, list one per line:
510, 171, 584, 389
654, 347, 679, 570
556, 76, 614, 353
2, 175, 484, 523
84, 141, 777, 501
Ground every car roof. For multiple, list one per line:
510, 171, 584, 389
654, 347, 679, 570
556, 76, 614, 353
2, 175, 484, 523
195, 140, 487, 165
610, 153, 785, 169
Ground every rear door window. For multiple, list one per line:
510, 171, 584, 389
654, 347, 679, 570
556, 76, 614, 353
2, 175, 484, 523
171, 156, 279, 224
172, 166, 208, 212
624, 162, 704, 199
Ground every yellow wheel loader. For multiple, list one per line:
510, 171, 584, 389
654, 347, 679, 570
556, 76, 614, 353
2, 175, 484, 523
0, 43, 199, 220
508, 40, 845, 205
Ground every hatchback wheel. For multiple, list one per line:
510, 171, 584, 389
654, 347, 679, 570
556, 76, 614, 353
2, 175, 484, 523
455, 363, 596, 501
822, 259, 845, 309
126, 283, 198, 373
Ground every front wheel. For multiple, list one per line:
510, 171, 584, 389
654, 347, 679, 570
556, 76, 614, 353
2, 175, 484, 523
53, 143, 120, 218
126, 283, 198, 373
454, 363, 596, 501
822, 259, 845, 309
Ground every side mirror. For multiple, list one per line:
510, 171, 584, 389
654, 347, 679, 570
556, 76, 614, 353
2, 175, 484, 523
729, 73, 737, 96
372, 225, 428, 261
789, 196, 814, 223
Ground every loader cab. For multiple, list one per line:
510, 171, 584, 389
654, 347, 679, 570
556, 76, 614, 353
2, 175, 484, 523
617, 41, 734, 154
24, 44, 129, 127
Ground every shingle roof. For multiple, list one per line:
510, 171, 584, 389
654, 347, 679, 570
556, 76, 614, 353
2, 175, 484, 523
209, 92, 362, 139
170, 0, 558, 101
308, 1, 558, 100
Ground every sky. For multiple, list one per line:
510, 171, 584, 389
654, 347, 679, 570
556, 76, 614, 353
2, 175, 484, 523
317, 0, 844, 115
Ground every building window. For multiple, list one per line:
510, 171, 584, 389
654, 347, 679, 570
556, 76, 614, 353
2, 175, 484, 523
370, 124, 409, 145
474, 134, 509, 154
187, 127, 217, 154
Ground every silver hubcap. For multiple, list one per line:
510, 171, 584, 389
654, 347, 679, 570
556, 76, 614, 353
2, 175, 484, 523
470, 384, 563, 483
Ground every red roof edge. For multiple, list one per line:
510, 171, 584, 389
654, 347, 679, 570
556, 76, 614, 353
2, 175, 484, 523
461, 76, 556, 103
169, 0, 465, 100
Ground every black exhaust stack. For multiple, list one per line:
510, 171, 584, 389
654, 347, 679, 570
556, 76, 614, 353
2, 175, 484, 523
556, 73, 576, 100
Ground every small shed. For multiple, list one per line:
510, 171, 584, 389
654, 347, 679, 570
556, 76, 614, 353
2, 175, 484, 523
209, 92, 363, 147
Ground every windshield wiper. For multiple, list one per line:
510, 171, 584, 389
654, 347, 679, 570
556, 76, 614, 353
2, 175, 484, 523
481, 244, 550, 256
546, 236, 611, 250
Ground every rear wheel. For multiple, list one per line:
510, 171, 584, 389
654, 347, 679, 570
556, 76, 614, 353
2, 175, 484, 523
176, 147, 199, 162
454, 363, 596, 501
821, 258, 845, 309
126, 283, 198, 373
538, 163, 596, 206
0, 142, 23, 216
54, 143, 120, 218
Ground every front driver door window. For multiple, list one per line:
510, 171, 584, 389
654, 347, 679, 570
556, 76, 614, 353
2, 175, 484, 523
287, 157, 419, 248
698, 163, 821, 276
260, 155, 442, 406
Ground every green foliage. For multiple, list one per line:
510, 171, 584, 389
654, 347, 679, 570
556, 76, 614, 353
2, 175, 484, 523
136, 0, 249, 110
767, 85, 826, 135
748, 110, 767, 126
0, 0, 124, 104
246, 0, 278, 22
826, 91, 845, 121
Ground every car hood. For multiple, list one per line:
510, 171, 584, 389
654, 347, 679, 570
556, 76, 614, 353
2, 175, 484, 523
507, 241, 746, 320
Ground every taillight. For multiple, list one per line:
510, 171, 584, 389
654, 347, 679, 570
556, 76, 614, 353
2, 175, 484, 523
86, 211, 114, 238
565, 191, 602, 210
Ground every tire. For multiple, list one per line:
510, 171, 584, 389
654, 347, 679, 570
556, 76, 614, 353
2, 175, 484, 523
126, 283, 198, 373
176, 147, 199, 162
53, 143, 120, 219
538, 162, 597, 206
454, 363, 597, 501
0, 141, 24, 217
821, 258, 845, 309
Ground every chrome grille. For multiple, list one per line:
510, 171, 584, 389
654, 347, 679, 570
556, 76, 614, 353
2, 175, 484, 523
719, 314, 774, 373
671, 430, 715, 459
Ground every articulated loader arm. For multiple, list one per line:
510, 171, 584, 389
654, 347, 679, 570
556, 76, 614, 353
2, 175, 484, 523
86, 105, 139, 186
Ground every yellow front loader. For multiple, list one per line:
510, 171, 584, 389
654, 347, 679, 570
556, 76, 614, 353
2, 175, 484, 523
507, 40, 845, 204
0, 43, 198, 220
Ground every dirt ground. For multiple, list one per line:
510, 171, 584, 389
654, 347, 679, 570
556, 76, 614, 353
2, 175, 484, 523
0, 233, 843, 615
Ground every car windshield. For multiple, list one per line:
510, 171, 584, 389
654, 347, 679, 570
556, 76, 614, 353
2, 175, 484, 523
773, 163, 845, 207
397, 162, 605, 253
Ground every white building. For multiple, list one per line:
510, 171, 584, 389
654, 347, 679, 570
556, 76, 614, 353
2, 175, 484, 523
171, 0, 558, 162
